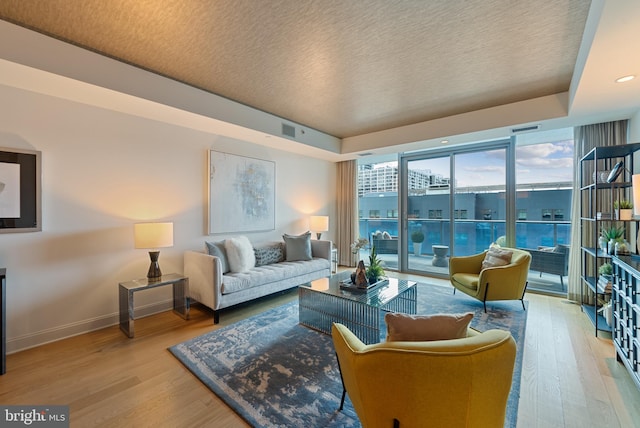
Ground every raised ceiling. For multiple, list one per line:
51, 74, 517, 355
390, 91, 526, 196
1, 0, 640, 161
0, 0, 590, 139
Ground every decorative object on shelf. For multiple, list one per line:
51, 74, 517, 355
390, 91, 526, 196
614, 199, 633, 220
600, 225, 625, 255
309, 215, 329, 240
410, 229, 424, 255
598, 262, 612, 278
593, 170, 611, 183
615, 239, 631, 255
134, 222, 174, 280
598, 235, 608, 253
606, 161, 624, 183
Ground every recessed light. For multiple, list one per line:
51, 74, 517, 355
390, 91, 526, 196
615, 75, 635, 83
441, 140, 449, 144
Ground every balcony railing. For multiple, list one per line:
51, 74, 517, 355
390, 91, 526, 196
360, 218, 571, 256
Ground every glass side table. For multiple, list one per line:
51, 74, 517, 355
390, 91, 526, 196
119, 273, 189, 338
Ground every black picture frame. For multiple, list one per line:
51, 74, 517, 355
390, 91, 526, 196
0, 148, 41, 233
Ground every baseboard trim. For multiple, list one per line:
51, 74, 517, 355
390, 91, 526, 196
7, 299, 174, 354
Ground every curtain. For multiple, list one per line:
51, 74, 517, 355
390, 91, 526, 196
568, 120, 629, 302
336, 160, 358, 267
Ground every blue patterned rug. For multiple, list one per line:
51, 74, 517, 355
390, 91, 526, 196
169, 283, 527, 427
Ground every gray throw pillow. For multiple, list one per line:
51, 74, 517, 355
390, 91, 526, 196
254, 242, 285, 266
205, 240, 230, 273
283, 232, 312, 261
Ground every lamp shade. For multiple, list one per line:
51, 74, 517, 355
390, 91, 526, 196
633, 175, 640, 216
134, 222, 174, 249
309, 216, 329, 233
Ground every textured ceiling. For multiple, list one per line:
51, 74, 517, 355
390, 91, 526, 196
0, 0, 591, 139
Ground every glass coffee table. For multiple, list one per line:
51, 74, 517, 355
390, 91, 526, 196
298, 271, 417, 344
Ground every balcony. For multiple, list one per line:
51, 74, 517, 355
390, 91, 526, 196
358, 218, 570, 296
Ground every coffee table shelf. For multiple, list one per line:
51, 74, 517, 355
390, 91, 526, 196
298, 271, 417, 344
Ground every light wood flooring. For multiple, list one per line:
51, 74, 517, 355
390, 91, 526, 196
1, 273, 639, 427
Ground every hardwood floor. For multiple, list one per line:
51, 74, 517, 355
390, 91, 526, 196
1, 273, 639, 427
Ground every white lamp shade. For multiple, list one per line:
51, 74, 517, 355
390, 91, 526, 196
309, 216, 329, 232
134, 222, 174, 249
633, 175, 640, 216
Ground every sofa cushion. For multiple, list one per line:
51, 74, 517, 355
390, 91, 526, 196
481, 247, 513, 269
221, 258, 330, 294
205, 240, 230, 273
254, 242, 285, 266
225, 236, 256, 273
385, 312, 474, 342
283, 232, 312, 261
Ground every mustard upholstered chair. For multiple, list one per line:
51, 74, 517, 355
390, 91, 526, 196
449, 247, 531, 312
331, 323, 517, 428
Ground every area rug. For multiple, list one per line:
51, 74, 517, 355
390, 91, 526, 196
169, 282, 527, 427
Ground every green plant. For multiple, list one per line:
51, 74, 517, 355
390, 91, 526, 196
410, 230, 424, 243
598, 262, 612, 276
366, 245, 385, 282
614, 199, 633, 209
601, 225, 625, 241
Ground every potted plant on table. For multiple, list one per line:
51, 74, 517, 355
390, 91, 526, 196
614, 200, 633, 220
366, 245, 385, 285
411, 230, 424, 256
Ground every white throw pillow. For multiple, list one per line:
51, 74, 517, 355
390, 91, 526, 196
225, 236, 256, 273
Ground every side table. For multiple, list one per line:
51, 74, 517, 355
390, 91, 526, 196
119, 273, 189, 338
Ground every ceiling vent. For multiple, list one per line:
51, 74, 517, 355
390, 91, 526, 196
282, 123, 296, 138
511, 125, 540, 133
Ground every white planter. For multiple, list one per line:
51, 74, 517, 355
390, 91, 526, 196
413, 243, 422, 256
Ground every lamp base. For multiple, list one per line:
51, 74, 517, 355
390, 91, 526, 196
316, 232, 322, 240
147, 251, 162, 280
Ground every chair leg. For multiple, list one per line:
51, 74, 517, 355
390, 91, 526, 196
393, 419, 400, 428
483, 282, 489, 313
520, 281, 528, 311
335, 352, 346, 411
453, 288, 456, 295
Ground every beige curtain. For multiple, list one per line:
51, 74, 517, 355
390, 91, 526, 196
336, 160, 358, 267
568, 120, 629, 302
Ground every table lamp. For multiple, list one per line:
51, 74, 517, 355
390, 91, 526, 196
309, 216, 329, 240
134, 222, 174, 280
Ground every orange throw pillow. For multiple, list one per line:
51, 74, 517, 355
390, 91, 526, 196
385, 312, 474, 342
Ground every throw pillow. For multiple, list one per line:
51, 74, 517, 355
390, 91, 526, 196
205, 240, 230, 273
254, 242, 285, 266
481, 246, 513, 269
385, 312, 474, 342
283, 232, 312, 261
382, 231, 392, 240
225, 236, 256, 273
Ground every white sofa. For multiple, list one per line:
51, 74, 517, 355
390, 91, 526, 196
184, 239, 332, 323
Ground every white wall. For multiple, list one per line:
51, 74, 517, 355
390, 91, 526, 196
0, 84, 336, 352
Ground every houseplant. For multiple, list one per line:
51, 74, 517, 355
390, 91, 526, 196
411, 230, 424, 256
366, 245, 385, 284
601, 225, 625, 254
614, 199, 633, 220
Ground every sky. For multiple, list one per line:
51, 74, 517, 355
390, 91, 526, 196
379, 139, 574, 188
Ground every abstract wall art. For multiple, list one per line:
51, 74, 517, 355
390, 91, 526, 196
208, 151, 275, 234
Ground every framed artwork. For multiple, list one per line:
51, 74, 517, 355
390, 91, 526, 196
0, 148, 41, 233
208, 151, 275, 234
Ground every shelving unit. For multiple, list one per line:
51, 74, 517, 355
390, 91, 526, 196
579, 143, 640, 336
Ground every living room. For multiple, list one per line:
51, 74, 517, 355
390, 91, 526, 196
1, 1, 640, 427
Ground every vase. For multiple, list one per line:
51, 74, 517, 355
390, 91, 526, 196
413, 243, 422, 256
615, 239, 630, 255
619, 209, 633, 221
598, 236, 608, 253
608, 239, 618, 255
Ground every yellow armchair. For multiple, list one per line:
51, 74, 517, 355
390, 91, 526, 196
332, 322, 516, 428
449, 247, 531, 312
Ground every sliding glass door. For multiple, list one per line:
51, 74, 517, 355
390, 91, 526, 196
400, 141, 510, 276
